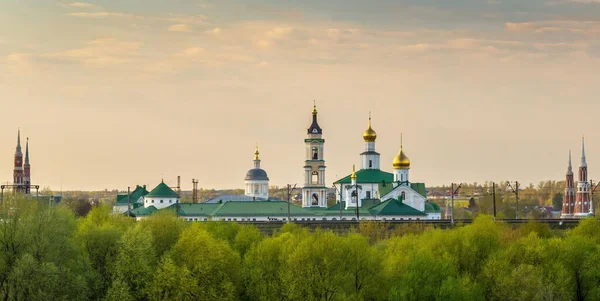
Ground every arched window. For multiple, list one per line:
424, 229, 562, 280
160, 200, 164, 203
351, 190, 357, 204
311, 171, 319, 184
369, 160, 372, 168
151, 200, 154, 203
255, 185, 259, 194
401, 191, 406, 201
312, 147, 318, 160
311, 193, 319, 205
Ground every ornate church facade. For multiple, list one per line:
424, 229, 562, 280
561, 137, 593, 218
13, 130, 32, 194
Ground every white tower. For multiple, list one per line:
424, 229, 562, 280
302, 104, 328, 208
392, 134, 411, 186
361, 113, 380, 170
244, 145, 270, 200
345, 165, 362, 209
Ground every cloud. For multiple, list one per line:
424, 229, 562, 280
505, 21, 600, 34
168, 24, 192, 32
67, 2, 100, 9
42, 38, 141, 65
176, 47, 205, 57
68, 12, 132, 18
205, 27, 221, 35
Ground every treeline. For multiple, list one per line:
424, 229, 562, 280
1, 196, 600, 301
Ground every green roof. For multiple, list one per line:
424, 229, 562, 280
116, 185, 149, 205
410, 183, 427, 198
368, 198, 427, 216
129, 205, 159, 217
335, 169, 394, 184
178, 203, 221, 217
305, 202, 373, 216
211, 201, 312, 217
146, 181, 179, 198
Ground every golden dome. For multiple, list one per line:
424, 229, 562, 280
363, 117, 377, 142
393, 147, 410, 169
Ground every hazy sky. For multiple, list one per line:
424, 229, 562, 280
1, 0, 600, 191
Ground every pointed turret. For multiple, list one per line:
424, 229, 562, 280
562, 149, 575, 218
567, 149, 573, 175
24, 138, 30, 167
307, 101, 323, 134
581, 136, 587, 167
15, 129, 22, 155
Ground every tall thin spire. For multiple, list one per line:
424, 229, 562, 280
401, 133, 403, 148
581, 136, 587, 167
16, 129, 22, 154
567, 149, 572, 174
25, 138, 30, 165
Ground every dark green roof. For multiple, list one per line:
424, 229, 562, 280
146, 181, 179, 198
129, 206, 159, 217
178, 203, 221, 217
410, 183, 427, 198
211, 201, 312, 217
369, 198, 427, 216
335, 169, 394, 184
116, 185, 149, 205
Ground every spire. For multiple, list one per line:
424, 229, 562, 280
581, 136, 587, 167
15, 129, 22, 154
307, 102, 322, 134
567, 149, 573, 174
254, 144, 260, 161
24, 138, 30, 166
351, 164, 356, 180
401, 133, 403, 148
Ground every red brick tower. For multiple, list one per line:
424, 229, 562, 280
561, 150, 575, 217
13, 130, 24, 193
24, 137, 31, 194
575, 137, 591, 216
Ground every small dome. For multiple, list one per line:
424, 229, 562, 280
245, 169, 269, 181
393, 147, 410, 169
363, 118, 377, 142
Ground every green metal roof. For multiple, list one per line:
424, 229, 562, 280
368, 197, 427, 216
116, 185, 149, 205
335, 169, 394, 184
146, 181, 179, 198
178, 203, 221, 217
129, 205, 159, 217
211, 201, 312, 217
410, 183, 427, 198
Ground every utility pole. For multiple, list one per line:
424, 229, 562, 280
176, 176, 181, 217
355, 181, 360, 222
451, 183, 462, 226
127, 186, 131, 215
192, 179, 199, 203
492, 182, 497, 221
507, 181, 520, 219
590, 180, 600, 217
286, 184, 297, 223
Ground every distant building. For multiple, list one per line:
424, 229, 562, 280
113, 185, 148, 213
12, 130, 32, 194
561, 137, 593, 218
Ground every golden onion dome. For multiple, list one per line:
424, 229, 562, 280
393, 147, 410, 169
363, 118, 377, 142
312, 104, 317, 115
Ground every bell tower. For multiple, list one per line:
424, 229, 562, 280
302, 103, 327, 208
13, 129, 24, 193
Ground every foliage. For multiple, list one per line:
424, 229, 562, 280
0, 195, 599, 301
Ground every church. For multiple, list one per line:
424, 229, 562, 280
122, 104, 440, 221
561, 137, 593, 218
12, 130, 32, 194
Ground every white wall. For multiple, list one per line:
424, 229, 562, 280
144, 196, 179, 209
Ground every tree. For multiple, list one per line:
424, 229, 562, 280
168, 224, 241, 300
552, 193, 563, 211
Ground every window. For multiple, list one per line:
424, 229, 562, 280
312, 147, 318, 160
366, 191, 371, 199
160, 200, 164, 203
351, 191, 357, 203
255, 185, 259, 194
401, 191, 406, 201
151, 200, 154, 203
311, 171, 319, 184
169, 200, 172, 203
369, 160, 372, 168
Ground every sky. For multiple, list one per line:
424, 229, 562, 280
1, 0, 600, 191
